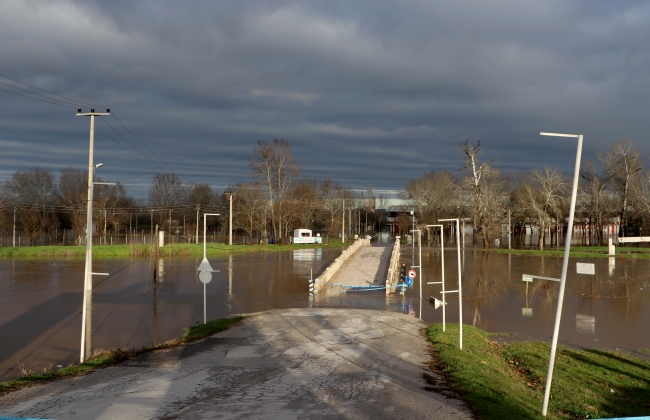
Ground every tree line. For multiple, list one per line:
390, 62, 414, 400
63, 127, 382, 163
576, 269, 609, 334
0, 138, 381, 245
401, 139, 650, 249
3, 137, 647, 248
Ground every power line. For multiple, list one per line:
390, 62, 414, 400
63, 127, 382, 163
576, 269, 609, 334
0, 86, 76, 108
94, 122, 160, 174
111, 114, 181, 176
0, 72, 104, 108
0, 72, 207, 185
100, 118, 170, 174
0, 81, 82, 107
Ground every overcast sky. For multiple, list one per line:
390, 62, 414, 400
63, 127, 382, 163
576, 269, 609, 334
1, 0, 649, 199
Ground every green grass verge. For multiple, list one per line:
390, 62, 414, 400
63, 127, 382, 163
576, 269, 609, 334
0, 240, 346, 258
490, 246, 650, 259
0, 316, 244, 394
427, 323, 650, 419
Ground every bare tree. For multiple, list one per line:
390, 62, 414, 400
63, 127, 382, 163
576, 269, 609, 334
58, 167, 88, 243
519, 168, 566, 250
187, 182, 215, 241
94, 181, 130, 237
632, 171, 650, 233
233, 182, 267, 242
4, 168, 57, 245
459, 139, 499, 248
287, 180, 319, 231
249, 139, 300, 240
148, 173, 186, 228
599, 141, 643, 237
403, 171, 458, 224
579, 160, 615, 245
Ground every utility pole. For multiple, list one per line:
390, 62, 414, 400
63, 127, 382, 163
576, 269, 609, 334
12, 205, 16, 247
195, 207, 200, 244
349, 207, 352, 240
226, 193, 235, 245
342, 199, 345, 243
150, 209, 153, 238
169, 209, 172, 234
76, 108, 110, 363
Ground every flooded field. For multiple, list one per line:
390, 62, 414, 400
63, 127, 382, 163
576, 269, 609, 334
1, 244, 649, 382
0, 249, 339, 382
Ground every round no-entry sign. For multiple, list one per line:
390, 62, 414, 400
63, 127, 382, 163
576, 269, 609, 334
408, 270, 416, 279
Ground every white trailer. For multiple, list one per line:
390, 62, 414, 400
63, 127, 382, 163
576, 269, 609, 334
290, 229, 321, 244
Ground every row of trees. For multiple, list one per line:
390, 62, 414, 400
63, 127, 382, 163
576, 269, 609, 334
402, 139, 650, 249
0, 138, 382, 245
5, 136, 647, 249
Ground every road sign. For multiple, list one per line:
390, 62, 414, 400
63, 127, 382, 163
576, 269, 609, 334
576, 262, 595, 275
199, 270, 212, 284
408, 269, 416, 279
198, 257, 214, 284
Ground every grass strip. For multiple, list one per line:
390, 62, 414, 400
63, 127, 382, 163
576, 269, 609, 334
0, 316, 244, 395
427, 323, 650, 419
0, 240, 346, 258
490, 246, 650, 259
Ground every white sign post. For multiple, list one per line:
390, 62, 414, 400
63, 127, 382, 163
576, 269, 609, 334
439, 218, 463, 350
539, 132, 583, 417
410, 229, 422, 319
201, 213, 220, 324
576, 263, 595, 275
426, 224, 447, 331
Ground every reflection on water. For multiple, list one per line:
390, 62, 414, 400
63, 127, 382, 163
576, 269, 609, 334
413, 248, 650, 358
0, 249, 338, 382
1, 246, 649, 382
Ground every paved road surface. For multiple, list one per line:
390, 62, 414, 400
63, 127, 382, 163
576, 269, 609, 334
0, 308, 472, 419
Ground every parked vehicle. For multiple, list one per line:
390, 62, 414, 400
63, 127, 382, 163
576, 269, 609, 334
290, 229, 322, 244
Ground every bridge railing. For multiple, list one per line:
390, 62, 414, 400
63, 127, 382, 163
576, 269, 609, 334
385, 237, 400, 294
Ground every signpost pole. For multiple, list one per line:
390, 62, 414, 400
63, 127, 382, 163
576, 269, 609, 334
440, 218, 462, 349
540, 133, 583, 416
201, 213, 220, 324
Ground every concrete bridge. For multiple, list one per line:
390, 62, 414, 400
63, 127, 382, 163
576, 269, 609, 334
315, 238, 401, 294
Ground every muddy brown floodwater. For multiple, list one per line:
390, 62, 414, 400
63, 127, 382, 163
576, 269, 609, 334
1, 246, 649, 382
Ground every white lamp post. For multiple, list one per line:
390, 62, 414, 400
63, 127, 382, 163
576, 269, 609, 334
539, 132, 583, 417
439, 218, 463, 349
410, 229, 422, 319
427, 224, 446, 331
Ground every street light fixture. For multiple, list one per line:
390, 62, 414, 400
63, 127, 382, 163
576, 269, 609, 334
539, 132, 583, 417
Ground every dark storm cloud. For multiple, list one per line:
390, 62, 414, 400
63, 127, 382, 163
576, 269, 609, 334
1, 0, 650, 198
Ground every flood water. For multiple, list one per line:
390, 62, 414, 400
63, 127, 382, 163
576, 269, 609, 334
1, 245, 650, 382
